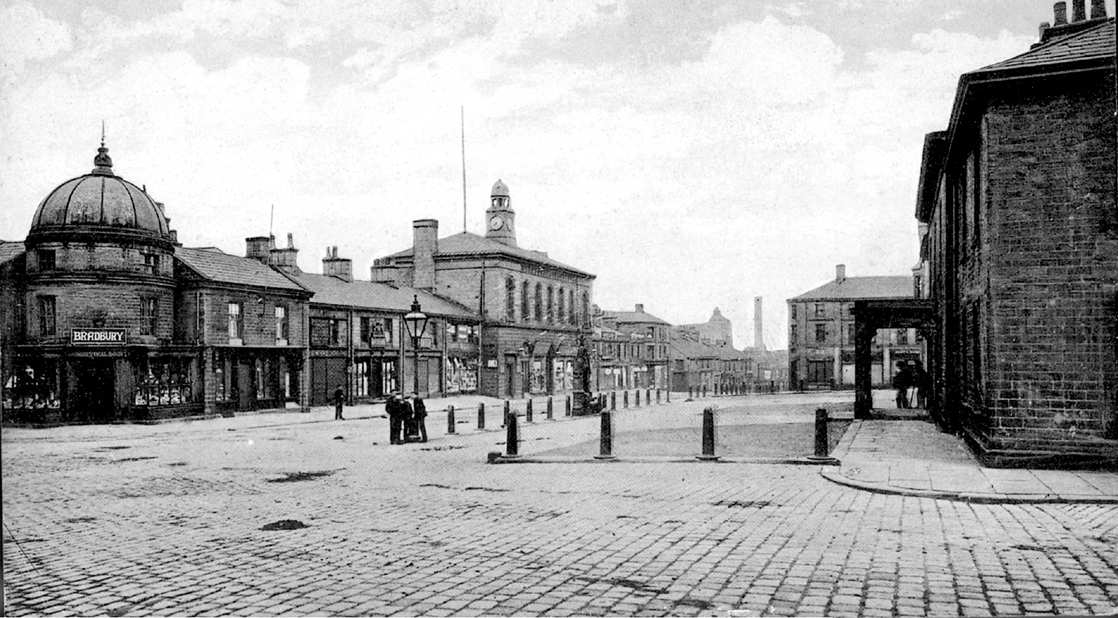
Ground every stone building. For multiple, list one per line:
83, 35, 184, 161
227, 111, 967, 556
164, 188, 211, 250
370, 180, 595, 398
677, 307, 734, 348
913, 2, 1116, 465
593, 304, 670, 390
788, 265, 922, 389
284, 245, 478, 403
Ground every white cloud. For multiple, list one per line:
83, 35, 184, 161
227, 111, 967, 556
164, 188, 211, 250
0, 3, 72, 80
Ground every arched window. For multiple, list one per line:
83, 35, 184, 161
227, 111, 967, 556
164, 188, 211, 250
581, 292, 589, 326
569, 289, 576, 325
521, 281, 530, 322
534, 283, 543, 321
505, 277, 516, 321
546, 286, 554, 323
557, 287, 565, 324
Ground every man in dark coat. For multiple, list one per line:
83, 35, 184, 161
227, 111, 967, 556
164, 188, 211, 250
410, 393, 428, 443
333, 385, 345, 420
892, 361, 911, 409
386, 393, 405, 444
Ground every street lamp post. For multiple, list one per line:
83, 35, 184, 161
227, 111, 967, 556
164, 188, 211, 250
403, 295, 429, 397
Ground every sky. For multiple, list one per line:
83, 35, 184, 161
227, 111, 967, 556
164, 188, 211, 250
2, 0, 1112, 350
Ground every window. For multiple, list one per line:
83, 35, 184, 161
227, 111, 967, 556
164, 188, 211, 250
557, 287, 565, 324
353, 359, 369, 398
521, 281, 530, 322
506, 277, 516, 321
569, 290, 576, 325
227, 302, 243, 341
964, 150, 979, 249
546, 286, 554, 323
311, 318, 332, 347
38, 249, 55, 271
790, 303, 797, 320
140, 297, 158, 336
134, 357, 192, 406
255, 357, 273, 400
582, 292, 589, 326
38, 296, 56, 337
814, 323, 827, 343
360, 316, 371, 345
142, 252, 159, 275
896, 329, 909, 345
534, 283, 542, 321
275, 305, 289, 344
814, 303, 826, 318
846, 324, 855, 345
214, 353, 228, 402
383, 318, 394, 345
330, 319, 347, 346
790, 323, 798, 345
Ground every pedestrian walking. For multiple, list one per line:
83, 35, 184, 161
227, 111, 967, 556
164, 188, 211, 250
386, 392, 405, 444
892, 361, 911, 409
410, 392, 428, 443
333, 385, 345, 420
914, 360, 931, 409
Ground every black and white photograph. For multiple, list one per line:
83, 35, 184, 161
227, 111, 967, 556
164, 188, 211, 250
1, 0, 1116, 615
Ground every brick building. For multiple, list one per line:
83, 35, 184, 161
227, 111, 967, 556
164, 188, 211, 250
370, 180, 595, 398
788, 265, 923, 389
914, 2, 1116, 465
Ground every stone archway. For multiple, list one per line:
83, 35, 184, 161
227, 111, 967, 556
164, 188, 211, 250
851, 299, 935, 420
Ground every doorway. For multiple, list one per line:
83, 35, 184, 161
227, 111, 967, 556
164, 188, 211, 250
72, 359, 115, 423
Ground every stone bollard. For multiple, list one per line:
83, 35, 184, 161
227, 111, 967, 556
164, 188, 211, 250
666, 388, 671, 403
623, 390, 629, 408
688, 386, 693, 399
634, 390, 640, 408
503, 400, 511, 427
646, 389, 651, 405
526, 398, 534, 423
656, 389, 661, 404
477, 402, 485, 430
697, 406, 719, 461
808, 408, 838, 463
565, 395, 572, 417
610, 391, 617, 411
504, 410, 520, 458
546, 396, 554, 420
702, 385, 707, 398
447, 405, 456, 434
595, 410, 615, 460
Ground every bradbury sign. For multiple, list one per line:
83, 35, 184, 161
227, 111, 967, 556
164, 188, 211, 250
71, 328, 126, 345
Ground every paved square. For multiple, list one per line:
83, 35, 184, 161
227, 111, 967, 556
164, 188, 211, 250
3, 398, 1118, 616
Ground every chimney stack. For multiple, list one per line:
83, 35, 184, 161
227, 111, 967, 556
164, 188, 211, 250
412, 219, 439, 290
1089, 0, 1106, 18
1071, 0, 1086, 21
246, 235, 274, 262
836, 264, 846, 283
1053, 1, 1068, 25
322, 246, 353, 282
635, 303, 644, 313
268, 232, 299, 272
754, 296, 765, 352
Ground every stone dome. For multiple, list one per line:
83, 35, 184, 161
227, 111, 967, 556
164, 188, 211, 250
27, 144, 171, 244
490, 178, 509, 197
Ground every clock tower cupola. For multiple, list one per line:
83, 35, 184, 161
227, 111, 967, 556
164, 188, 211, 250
485, 178, 516, 246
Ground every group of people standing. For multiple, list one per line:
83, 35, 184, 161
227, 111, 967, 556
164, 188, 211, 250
892, 360, 930, 409
385, 392, 427, 444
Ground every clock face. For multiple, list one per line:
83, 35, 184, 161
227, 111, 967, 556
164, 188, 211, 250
489, 216, 504, 231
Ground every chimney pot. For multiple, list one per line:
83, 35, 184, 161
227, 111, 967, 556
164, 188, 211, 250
836, 264, 846, 283
1071, 0, 1086, 21
1054, 1, 1068, 24
635, 303, 644, 313
287, 232, 294, 249
1089, 0, 1106, 18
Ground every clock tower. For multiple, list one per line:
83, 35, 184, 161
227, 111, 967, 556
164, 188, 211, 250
485, 178, 516, 247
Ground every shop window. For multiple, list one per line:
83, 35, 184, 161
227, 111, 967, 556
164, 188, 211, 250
275, 305, 289, 345
134, 357, 192, 406
380, 360, 398, 394
214, 355, 227, 402
255, 357, 273, 400
38, 296, 56, 337
140, 297, 158, 335
38, 249, 55, 271
227, 302, 243, 342
353, 359, 369, 398
3, 360, 61, 410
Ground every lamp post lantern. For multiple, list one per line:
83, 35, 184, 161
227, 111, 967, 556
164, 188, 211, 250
403, 295, 429, 397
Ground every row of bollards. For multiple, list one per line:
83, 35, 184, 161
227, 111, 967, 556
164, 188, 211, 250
503, 406, 837, 462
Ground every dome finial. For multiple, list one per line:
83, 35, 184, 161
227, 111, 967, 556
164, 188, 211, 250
92, 120, 113, 175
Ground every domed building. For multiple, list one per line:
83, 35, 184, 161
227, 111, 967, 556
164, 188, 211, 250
1, 143, 313, 424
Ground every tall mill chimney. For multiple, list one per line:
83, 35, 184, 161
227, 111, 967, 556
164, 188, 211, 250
754, 296, 765, 352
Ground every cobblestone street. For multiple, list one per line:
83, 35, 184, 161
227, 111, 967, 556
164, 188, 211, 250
4, 395, 1118, 616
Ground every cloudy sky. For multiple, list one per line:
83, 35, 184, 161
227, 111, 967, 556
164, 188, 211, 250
2, 0, 1109, 348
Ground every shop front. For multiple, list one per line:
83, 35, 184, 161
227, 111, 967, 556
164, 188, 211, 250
210, 346, 301, 414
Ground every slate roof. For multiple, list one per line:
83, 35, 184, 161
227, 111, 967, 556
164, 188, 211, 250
791, 276, 913, 301
176, 246, 307, 292
0, 240, 25, 265
384, 232, 593, 278
289, 271, 477, 320
669, 334, 719, 359
601, 309, 670, 326
974, 18, 1114, 75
